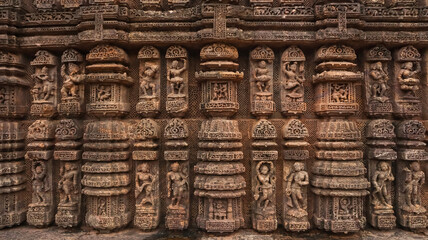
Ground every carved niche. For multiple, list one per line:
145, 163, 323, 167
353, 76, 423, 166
366, 119, 397, 229
54, 119, 83, 228
166, 46, 188, 117
85, 44, 133, 117
137, 46, 161, 117
282, 119, 310, 232
132, 119, 160, 230
365, 45, 393, 117
60, 0, 82, 9
251, 119, 278, 232
26, 120, 56, 227
164, 118, 189, 230
168, 0, 189, 8
0, 51, 30, 118
30, 50, 58, 118
58, 49, 85, 117
395, 120, 428, 229
250, 46, 275, 117
140, 0, 162, 10
194, 43, 246, 233
281, 46, 306, 116
393, 45, 422, 118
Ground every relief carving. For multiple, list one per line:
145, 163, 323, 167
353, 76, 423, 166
137, 46, 160, 117
166, 46, 188, 116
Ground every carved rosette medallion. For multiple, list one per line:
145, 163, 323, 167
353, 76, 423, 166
282, 119, 310, 232
281, 46, 306, 116
194, 43, 246, 233
58, 49, 85, 117
166, 46, 188, 117
82, 121, 132, 231
250, 46, 275, 117
366, 120, 397, 229
137, 46, 161, 117
365, 46, 393, 117
393, 46, 422, 118
164, 118, 189, 230
54, 119, 83, 228
30, 50, 58, 118
132, 119, 160, 230
395, 120, 428, 229
251, 119, 278, 232
26, 120, 56, 227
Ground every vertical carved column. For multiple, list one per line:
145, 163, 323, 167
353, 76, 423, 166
194, 43, 246, 233
82, 45, 133, 231
366, 120, 397, 229
54, 120, 82, 228
395, 120, 428, 229
137, 46, 160, 118
166, 46, 188, 117
26, 120, 56, 227
281, 46, 306, 116
311, 45, 370, 233
132, 119, 160, 230
0, 51, 28, 229
282, 119, 310, 231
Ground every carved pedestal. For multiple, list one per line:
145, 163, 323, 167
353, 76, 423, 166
282, 119, 310, 232
132, 119, 160, 230
137, 46, 160, 117
367, 120, 397, 229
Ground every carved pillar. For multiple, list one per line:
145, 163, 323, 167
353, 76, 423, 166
26, 120, 56, 227
282, 119, 310, 231
82, 45, 133, 231
311, 45, 370, 233
166, 46, 188, 117
194, 43, 245, 233
0, 51, 29, 229
366, 120, 397, 229
137, 46, 160, 118
395, 120, 428, 229
132, 119, 160, 230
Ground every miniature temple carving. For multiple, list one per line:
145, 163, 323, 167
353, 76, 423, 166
194, 43, 246, 233
281, 46, 306, 116
166, 46, 188, 117
282, 119, 310, 232
311, 45, 370, 233
132, 119, 160, 230
137, 46, 160, 117
366, 119, 397, 229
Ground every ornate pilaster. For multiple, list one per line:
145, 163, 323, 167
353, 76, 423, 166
137, 46, 160, 117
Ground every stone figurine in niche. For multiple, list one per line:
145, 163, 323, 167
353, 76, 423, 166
282, 61, 304, 101
285, 162, 309, 214
140, 63, 158, 97
96, 85, 111, 102
213, 83, 227, 101
369, 62, 389, 102
403, 161, 425, 213
61, 60, 83, 99
253, 60, 271, 94
58, 163, 79, 205
31, 66, 54, 101
371, 161, 394, 209
167, 59, 187, 96
135, 163, 155, 207
165, 45, 188, 116
32, 161, 49, 204
397, 61, 421, 98
254, 161, 275, 209
167, 162, 188, 208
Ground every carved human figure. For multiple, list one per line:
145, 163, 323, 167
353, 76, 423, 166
96, 85, 111, 102
167, 162, 188, 208
212, 83, 227, 101
140, 63, 158, 97
31, 66, 55, 101
397, 61, 421, 98
371, 161, 394, 208
282, 61, 304, 100
403, 161, 425, 211
32, 162, 48, 204
135, 163, 155, 207
369, 62, 389, 102
167, 59, 187, 95
253, 60, 271, 93
58, 163, 78, 205
213, 200, 227, 220
254, 162, 275, 209
285, 162, 309, 210
331, 84, 349, 103
60, 63, 82, 99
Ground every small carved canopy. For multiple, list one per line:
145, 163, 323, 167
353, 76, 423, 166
395, 45, 421, 62
250, 46, 274, 62
366, 119, 395, 139
134, 118, 160, 140
164, 118, 188, 140
315, 44, 357, 62
166, 45, 188, 59
138, 46, 160, 59
28, 120, 56, 140
200, 43, 239, 61
61, 49, 83, 63
84, 121, 128, 141
282, 46, 306, 62
30, 50, 57, 66
252, 119, 277, 140
282, 119, 308, 140
55, 119, 82, 141
366, 45, 391, 62
0, 50, 22, 66
86, 44, 129, 64
396, 120, 426, 141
